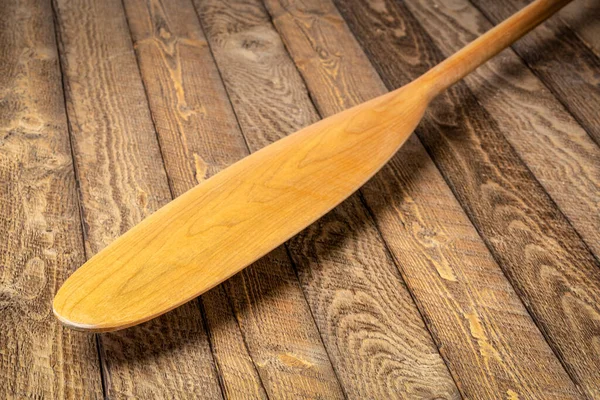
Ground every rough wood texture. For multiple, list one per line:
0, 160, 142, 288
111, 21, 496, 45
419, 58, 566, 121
56, 0, 579, 332
471, 0, 600, 147
52, 0, 224, 397
402, 0, 600, 280
560, 0, 600, 55
200, 290, 267, 399
192, 0, 460, 398
334, 0, 600, 397
264, 0, 582, 398
0, 0, 103, 397
123, 0, 343, 397
121, 1, 265, 398
4, 0, 600, 397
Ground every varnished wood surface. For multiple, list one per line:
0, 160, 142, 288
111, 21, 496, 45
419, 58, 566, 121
2, 0, 599, 399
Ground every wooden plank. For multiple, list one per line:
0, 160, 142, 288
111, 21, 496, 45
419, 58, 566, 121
200, 291, 267, 399
193, 0, 463, 398
334, 0, 600, 397
122, 0, 343, 398
51, 0, 225, 397
560, 0, 600, 56
122, 2, 266, 397
263, 0, 584, 398
400, 0, 600, 287
0, 0, 103, 398
470, 0, 600, 146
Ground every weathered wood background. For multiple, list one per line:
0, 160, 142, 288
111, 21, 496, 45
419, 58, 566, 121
1, 0, 599, 398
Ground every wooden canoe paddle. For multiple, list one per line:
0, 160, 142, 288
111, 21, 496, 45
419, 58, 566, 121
54, 0, 574, 332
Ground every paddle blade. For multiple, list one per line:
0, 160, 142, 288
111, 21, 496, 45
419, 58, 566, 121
53, 85, 427, 332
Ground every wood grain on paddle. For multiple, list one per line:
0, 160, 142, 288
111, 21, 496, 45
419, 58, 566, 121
192, 0, 459, 398
0, 0, 102, 397
52, 0, 224, 397
334, 0, 600, 397
264, 0, 582, 398
123, 0, 343, 397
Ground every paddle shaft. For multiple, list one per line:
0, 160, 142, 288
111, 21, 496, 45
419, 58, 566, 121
419, 0, 573, 97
